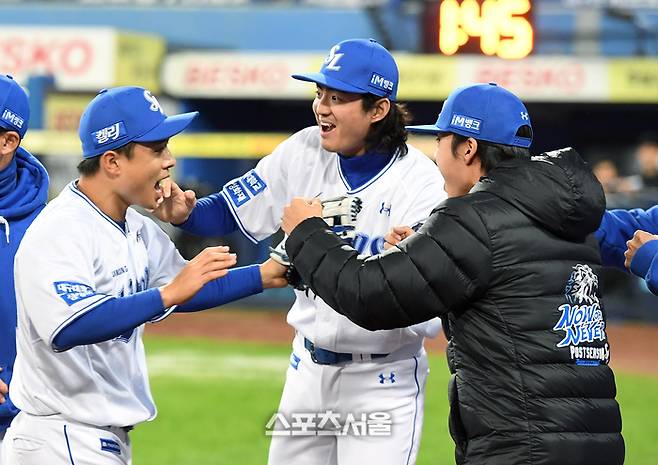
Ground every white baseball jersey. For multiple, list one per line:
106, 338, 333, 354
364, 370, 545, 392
11, 181, 186, 427
221, 126, 446, 353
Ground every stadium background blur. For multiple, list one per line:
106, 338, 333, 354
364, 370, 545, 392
2, 1, 657, 464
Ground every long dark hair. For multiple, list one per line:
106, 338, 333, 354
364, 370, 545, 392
361, 94, 412, 157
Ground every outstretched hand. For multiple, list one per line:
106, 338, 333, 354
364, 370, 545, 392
624, 230, 658, 269
282, 197, 322, 234
151, 180, 197, 224
259, 258, 289, 289
383, 226, 416, 250
159, 246, 237, 307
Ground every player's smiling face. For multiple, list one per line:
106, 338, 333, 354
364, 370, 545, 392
121, 139, 175, 210
313, 85, 381, 157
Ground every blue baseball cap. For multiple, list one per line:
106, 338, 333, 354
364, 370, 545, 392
79, 86, 199, 159
292, 38, 398, 101
407, 83, 533, 148
0, 75, 29, 139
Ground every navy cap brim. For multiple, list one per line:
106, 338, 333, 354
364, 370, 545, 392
292, 72, 366, 94
406, 124, 443, 134
134, 111, 198, 143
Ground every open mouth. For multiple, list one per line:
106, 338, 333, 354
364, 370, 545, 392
320, 121, 336, 134
155, 176, 170, 198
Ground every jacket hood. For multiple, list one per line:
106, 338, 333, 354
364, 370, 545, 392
0, 146, 49, 219
471, 147, 605, 241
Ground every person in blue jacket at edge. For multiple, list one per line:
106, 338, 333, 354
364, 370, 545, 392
597, 207, 658, 294
0, 74, 49, 458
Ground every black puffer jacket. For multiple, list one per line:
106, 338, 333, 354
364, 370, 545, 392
286, 148, 624, 465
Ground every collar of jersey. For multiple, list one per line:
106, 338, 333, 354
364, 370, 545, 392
68, 181, 128, 237
337, 150, 398, 194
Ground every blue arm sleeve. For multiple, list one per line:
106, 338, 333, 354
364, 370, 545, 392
176, 265, 263, 312
630, 240, 658, 295
53, 266, 263, 351
176, 193, 238, 237
595, 206, 658, 270
52, 288, 165, 352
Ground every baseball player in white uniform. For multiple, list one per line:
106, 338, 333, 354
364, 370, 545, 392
1, 87, 286, 465
154, 39, 446, 465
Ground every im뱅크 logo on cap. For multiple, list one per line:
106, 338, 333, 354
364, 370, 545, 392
1, 109, 24, 129
370, 73, 394, 92
450, 113, 481, 134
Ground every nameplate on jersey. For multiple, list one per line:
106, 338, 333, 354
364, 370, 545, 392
224, 170, 267, 208
54, 281, 97, 306
92, 121, 127, 148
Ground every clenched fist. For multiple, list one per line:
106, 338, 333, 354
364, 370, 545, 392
624, 230, 658, 269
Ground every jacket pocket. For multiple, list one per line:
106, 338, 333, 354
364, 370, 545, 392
448, 373, 468, 464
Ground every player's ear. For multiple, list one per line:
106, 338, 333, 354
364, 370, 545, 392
463, 138, 479, 166
99, 150, 122, 176
0, 130, 20, 156
370, 98, 391, 124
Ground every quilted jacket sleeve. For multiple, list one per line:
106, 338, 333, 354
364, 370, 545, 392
285, 198, 493, 331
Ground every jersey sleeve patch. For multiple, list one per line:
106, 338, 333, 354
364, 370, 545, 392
241, 170, 267, 196
53, 281, 97, 306
223, 170, 268, 208
224, 180, 251, 208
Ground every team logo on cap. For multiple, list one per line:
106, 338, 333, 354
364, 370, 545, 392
143, 90, 164, 114
450, 114, 482, 134
369, 73, 394, 93
324, 45, 344, 71
92, 121, 127, 148
1, 109, 24, 129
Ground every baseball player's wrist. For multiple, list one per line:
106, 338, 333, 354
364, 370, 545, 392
158, 285, 176, 308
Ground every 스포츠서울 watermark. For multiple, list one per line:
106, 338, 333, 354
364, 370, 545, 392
265, 410, 392, 436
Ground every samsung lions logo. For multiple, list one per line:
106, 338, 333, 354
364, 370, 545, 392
324, 45, 344, 71
143, 90, 164, 114
553, 265, 606, 349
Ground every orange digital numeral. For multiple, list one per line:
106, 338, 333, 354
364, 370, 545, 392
439, 0, 533, 59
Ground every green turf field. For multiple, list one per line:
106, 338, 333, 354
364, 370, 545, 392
134, 337, 658, 464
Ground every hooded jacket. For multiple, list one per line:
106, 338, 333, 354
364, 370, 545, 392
286, 148, 624, 465
0, 147, 48, 432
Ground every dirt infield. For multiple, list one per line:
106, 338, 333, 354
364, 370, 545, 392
147, 309, 658, 377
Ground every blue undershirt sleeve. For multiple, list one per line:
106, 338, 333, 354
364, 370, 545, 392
176, 265, 263, 312
596, 207, 658, 270
52, 288, 165, 352
630, 240, 658, 295
52, 266, 264, 351
176, 193, 238, 237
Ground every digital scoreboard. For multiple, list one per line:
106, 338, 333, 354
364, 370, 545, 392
428, 0, 534, 59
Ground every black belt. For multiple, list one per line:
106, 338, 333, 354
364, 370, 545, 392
304, 338, 388, 365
